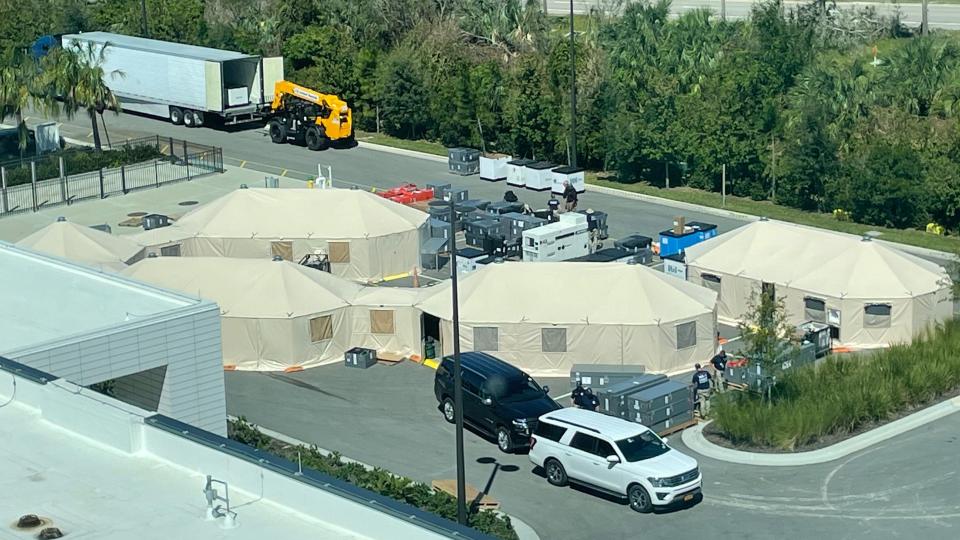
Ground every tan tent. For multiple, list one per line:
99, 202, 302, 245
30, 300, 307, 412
131, 188, 428, 281
684, 219, 953, 348
17, 218, 145, 272
351, 287, 423, 359
416, 261, 718, 377
122, 257, 362, 371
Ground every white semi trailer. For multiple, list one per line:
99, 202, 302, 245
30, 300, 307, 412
60, 32, 284, 127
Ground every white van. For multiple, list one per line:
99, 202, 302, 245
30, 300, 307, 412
528, 408, 701, 513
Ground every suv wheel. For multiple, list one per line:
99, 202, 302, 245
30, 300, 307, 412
628, 484, 653, 513
544, 459, 568, 487
441, 397, 456, 424
496, 427, 512, 453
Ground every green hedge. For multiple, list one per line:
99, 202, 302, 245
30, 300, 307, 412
2, 145, 165, 187
713, 320, 960, 451
228, 418, 518, 540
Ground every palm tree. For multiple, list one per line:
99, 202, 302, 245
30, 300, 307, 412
886, 37, 960, 118
0, 57, 58, 155
46, 41, 123, 151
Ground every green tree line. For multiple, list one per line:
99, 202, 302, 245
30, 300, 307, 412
3, 0, 960, 231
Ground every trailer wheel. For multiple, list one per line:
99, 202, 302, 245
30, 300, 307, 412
305, 126, 328, 151
169, 107, 184, 125
268, 120, 287, 144
183, 110, 195, 127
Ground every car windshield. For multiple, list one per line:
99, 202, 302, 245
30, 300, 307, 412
616, 431, 670, 462
485, 374, 544, 403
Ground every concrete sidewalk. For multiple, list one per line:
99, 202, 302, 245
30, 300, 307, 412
681, 394, 960, 466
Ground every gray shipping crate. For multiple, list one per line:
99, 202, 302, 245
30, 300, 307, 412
628, 402, 687, 426
427, 183, 451, 200
649, 409, 695, 435
504, 212, 547, 241
570, 364, 649, 390
597, 374, 668, 418
345, 347, 377, 369
624, 380, 692, 414
428, 218, 450, 239
449, 160, 479, 176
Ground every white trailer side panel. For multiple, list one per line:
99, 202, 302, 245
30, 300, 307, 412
205, 61, 223, 112
251, 57, 285, 105
62, 35, 208, 113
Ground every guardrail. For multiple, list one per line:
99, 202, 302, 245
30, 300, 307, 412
0, 136, 223, 218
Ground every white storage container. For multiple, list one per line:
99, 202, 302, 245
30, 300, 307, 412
480, 153, 512, 182
552, 166, 586, 194
227, 87, 249, 106
525, 161, 555, 191
507, 158, 534, 187
522, 213, 590, 262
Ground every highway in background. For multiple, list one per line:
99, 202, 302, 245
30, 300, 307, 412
547, 0, 960, 29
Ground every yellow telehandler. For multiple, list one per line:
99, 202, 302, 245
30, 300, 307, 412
267, 81, 353, 150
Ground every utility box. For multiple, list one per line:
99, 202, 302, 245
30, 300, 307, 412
662, 253, 687, 280
480, 153, 512, 182
525, 161, 556, 191
142, 214, 171, 231
578, 209, 608, 239
570, 364, 648, 390
428, 218, 450, 239
552, 165, 586, 194
521, 213, 590, 262
597, 374, 669, 418
345, 347, 377, 369
503, 212, 547, 242
427, 183, 451, 200
448, 147, 480, 176
506, 158, 534, 187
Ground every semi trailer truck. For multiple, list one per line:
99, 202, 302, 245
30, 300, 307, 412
60, 32, 284, 127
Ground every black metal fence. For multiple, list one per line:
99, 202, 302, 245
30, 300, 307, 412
0, 136, 223, 217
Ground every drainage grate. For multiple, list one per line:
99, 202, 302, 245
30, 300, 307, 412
127, 211, 147, 217
178, 200, 199, 206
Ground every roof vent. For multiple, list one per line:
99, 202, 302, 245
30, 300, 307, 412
239, 184, 248, 189
39, 528, 64, 539
272, 255, 284, 262
16, 515, 41, 528
56, 216, 66, 222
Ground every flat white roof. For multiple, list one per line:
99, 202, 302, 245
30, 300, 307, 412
0, 397, 366, 540
62, 32, 256, 62
0, 242, 201, 354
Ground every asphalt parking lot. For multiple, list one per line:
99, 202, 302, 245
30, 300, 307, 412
226, 362, 960, 540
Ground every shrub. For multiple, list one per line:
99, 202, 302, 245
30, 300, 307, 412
227, 418, 519, 540
713, 320, 960, 450
1, 145, 164, 187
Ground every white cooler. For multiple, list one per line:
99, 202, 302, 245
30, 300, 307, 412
480, 153, 512, 182
526, 161, 556, 191
507, 158, 534, 187
552, 165, 586, 194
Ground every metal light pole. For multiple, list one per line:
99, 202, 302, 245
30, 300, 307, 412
922, 0, 929, 36
141, 0, 149, 37
448, 197, 467, 525
569, 0, 577, 168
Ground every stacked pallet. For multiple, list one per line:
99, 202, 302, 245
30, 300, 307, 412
582, 367, 697, 436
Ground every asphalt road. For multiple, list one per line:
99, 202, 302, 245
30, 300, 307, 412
226, 363, 960, 540
548, 0, 960, 30
21, 109, 748, 243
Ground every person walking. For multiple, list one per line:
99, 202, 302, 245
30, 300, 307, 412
691, 363, 713, 417
562, 180, 578, 213
710, 350, 728, 393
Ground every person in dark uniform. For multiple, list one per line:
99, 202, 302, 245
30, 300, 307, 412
571, 381, 586, 408
710, 350, 728, 393
692, 363, 713, 416
583, 388, 599, 412
562, 181, 578, 212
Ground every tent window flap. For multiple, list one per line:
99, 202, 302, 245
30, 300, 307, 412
702, 273, 721, 293
328, 242, 350, 263
864, 304, 892, 328
370, 309, 395, 334
474, 327, 499, 352
160, 244, 181, 257
676, 321, 697, 350
804, 297, 826, 323
309, 315, 333, 342
271, 241, 293, 261
541, 328, 567, 353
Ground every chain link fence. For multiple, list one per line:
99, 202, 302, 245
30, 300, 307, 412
0, 136, 223, 217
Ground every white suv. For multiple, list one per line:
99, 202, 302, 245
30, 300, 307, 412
528, 407, 701, 513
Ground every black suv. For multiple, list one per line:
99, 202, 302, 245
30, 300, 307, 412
434, 352, 561, 452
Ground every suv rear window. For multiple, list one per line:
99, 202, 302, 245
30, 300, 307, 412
534, 421, 566, 442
